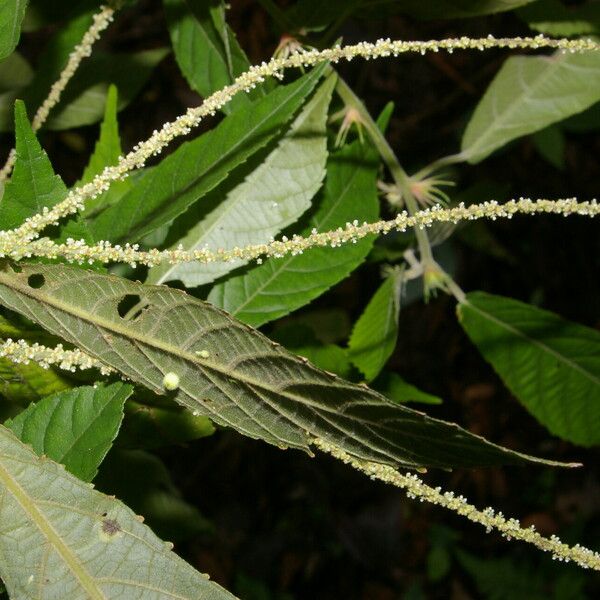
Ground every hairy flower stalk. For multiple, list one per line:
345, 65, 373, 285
2, 197, 596, 267
313, 438, 600, 571
0, 34, 597, 246
3, 337, 600, 571
0, 338, 113, 374
0, 5, 116, 183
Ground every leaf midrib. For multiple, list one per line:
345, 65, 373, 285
152, 87, 326, 285
229, 157, 371, 316
105, 72, 320, 245
463, 53, 579, 160
0, 439, 105, 599
0, 271, 344, 411
0, 270, 449, 464
461, 300, 600, 386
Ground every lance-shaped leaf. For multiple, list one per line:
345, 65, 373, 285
89, 66, 325, 245
461, 48, 600, 163
0, 0, 28, 60
46, 48, 169, 131
395, 0, 535, 18
348, 268, 403, 382
457, 292, 600, 447
208, 138, 380, 326
0, 263, 571, 469
0, 424, 236, 599
147, 74, 335, 287
75, 84, 131, 223
0, 100, 67, 229
5, 383, 132, 482
163, 0, 260, 114
79, 84, 124, 186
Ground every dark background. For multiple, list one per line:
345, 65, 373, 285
2, 1, 599, 598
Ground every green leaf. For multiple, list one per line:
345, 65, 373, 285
0, 358, 70, 414
5, 383, 132, 481
376, 372, 443, 406
147, 73, 335, 287
96, 449, 212, 542
0, 10, 94, 131
163, 0, 259, 114
0, 51, 33, 91
348, 268, 403, 382
45, 48, 169, 130
461, 48, 600, 163
89, 66, 326, 245
208, 138, 379, 326
457, 292, 600, 446
79, 84, 121, 184
0, 262, 571, 469
0, 424, 236, 599
518, 0, 600, 37
394, 0, 536, 18
0, 0, 28, 60
0, 100, 67, 229
76, 84, 132, 220
119, 398, 215, 449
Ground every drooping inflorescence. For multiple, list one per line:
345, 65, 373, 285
312, 438, 600, 571
0, 197, 595, 268
0, 5, 115, 182
0, 338, 113, 374
0, 10, 598, 576
0, 34, 598, 247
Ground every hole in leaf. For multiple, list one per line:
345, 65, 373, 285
117, 294, 141, 319
27, 274, 45, 288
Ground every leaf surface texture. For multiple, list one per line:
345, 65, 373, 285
0, 263, 567, 469
0, 424, 235, 599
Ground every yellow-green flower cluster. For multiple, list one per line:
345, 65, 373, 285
312, 438, 600, 571
1, 34, 598, 244
2, 197, 595, 267
0, 5, 115, 182
0, 338, 113, 374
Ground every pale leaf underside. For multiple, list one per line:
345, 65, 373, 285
0, 425, 235, 599
0, 263, 570, 469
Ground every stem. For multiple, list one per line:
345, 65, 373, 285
335, 77, 435, 266
443, 274, 467, 304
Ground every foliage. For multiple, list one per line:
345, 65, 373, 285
458, 292, 600, 446
0, 0, 598, 597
